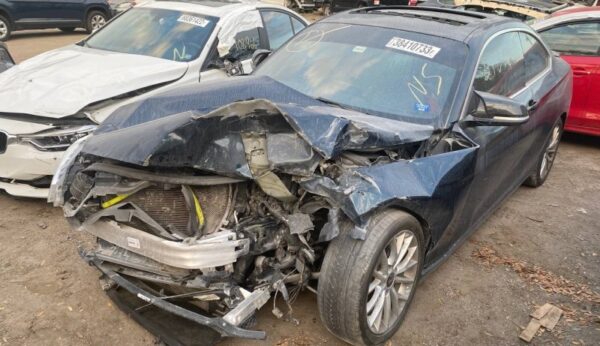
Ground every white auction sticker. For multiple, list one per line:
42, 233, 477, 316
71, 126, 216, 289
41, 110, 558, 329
126, 237, 141, 249
385, 37, 441, 59
177, 15, 209, 27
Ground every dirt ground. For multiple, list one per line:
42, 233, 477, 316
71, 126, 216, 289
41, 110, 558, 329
1, 29, 599, 346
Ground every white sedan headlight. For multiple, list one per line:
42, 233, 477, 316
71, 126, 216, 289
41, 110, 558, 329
47, 135, 89, 206
18, 125, 96, 151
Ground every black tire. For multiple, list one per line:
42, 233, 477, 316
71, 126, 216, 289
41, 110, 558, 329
59, 27, 76, 33
524, 117, 564, 188
0, 15, 11, 42
85, 10, 108, 34
318, 210, 425, 346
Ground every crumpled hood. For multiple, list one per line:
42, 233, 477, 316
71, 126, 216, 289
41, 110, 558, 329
83, 76, 435, 178
0, 45, 188, 119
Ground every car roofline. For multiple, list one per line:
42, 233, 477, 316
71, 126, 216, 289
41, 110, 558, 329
532, 9, 600, 30
138, 0, 256, 17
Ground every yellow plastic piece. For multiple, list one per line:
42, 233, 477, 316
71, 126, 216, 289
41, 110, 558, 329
191, 190, 205, 226
101, 194, 131, 209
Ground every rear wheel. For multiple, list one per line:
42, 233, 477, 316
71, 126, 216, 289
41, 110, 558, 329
318, 210, 424, 345
0, 15, 11, 42
524, 118, 563, 187
86, 11, 108, 34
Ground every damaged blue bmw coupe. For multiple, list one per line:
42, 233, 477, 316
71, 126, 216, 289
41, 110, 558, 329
49, 6, 572, 346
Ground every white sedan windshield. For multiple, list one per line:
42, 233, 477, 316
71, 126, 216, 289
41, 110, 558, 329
87, 8, 217, 62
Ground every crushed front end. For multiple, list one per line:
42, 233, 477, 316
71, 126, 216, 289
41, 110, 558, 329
52, 98, 472, 341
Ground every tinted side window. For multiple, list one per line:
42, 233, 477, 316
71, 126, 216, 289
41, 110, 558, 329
519, 32, 549, 82
262, 11, 295, 50
474, 32, 527, 97
539, 21, 600, 56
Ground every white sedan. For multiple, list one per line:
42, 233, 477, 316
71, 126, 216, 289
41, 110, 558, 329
0, 0, 308, 198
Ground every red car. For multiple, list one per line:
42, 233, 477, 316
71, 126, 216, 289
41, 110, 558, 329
533, 7, 600, 136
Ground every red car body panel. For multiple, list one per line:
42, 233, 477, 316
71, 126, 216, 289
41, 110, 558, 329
561, 55, 600, 136
547, 7, 600, 136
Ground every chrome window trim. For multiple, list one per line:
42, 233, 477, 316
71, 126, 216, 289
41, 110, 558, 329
461, 28, 553, 119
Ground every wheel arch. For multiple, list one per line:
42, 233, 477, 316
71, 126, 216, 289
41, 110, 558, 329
373, 205, 433, 254
85, 5, 111, 20
0, 7, 12, 25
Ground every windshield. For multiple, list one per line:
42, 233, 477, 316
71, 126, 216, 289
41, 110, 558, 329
256, 23, 468, 125
86, 8, 217, 62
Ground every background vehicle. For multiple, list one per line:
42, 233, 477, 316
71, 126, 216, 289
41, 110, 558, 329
0, 0, 308, 198
0, 0, 113, 41
50, 7, 571, 345
329, 0, 417, 14
455, 0, 570, 21
263, 0, 325, 12
0, 41, 13, 72
533, 7, 600, 136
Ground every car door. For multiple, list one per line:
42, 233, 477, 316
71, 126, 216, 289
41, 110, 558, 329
461, 31, 536, 219
260, 9, 307, 51
539, 20, 600, 132
8, 0, 53, 27
46, 0, 85, 24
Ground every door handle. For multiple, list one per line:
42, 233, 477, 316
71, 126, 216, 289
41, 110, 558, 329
527, 99, 538, 112
573, 68, 591, 76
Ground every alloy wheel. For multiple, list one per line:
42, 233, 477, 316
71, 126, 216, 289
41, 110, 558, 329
0, 20, 7, 40
366, 230, 419, 334
91, 15, 106, 31
540, 123, 561, 180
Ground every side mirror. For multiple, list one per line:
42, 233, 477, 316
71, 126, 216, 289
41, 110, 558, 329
252, 49, 272, 69
463, 90, 529, 126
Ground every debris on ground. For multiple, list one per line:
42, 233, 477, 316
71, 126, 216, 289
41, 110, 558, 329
276, 332, 326, 346
37, 221, 48, 229
520, 303, 563, 342
472, 245, 600, 305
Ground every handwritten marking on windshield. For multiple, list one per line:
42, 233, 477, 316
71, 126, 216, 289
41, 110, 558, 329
408, 63, 444, 106
286, 25, 351, 53
420, 63, 442, 96
173, 46, 187, 61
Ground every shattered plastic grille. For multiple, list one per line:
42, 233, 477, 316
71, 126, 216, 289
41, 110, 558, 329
128, 185, 231, 236
0, 132, 6, 154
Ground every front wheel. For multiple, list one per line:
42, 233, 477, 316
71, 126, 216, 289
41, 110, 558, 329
85, 11, 108, 34
524, 118, 563, 188
318, 210, 424, 345
0, 15, 11, 41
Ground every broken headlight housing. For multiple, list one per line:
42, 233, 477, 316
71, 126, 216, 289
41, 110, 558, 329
18, 125, 96, 152
47, 135, 89, 206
